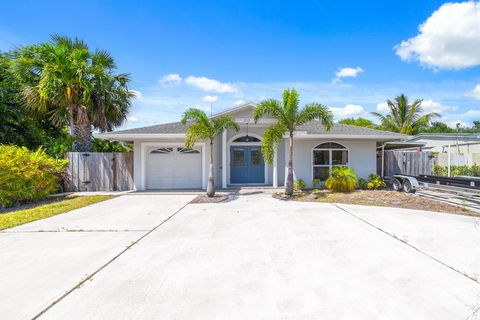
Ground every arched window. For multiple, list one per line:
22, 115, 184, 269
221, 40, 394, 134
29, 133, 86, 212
313, 142, 349, 181
233, 135, 260, 142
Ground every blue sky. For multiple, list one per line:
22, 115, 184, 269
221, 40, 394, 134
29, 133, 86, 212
1, 0, 480, 129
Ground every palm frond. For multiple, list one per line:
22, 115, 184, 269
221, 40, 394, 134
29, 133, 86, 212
261, 122, 288, 164
184, 122, 212, 148
181, 108, 210, 127
213, 115, 239, 136
284, 88, 300, 122
92, 49, 116, 69
296, 103, 333, 129
253, 99, 284, 123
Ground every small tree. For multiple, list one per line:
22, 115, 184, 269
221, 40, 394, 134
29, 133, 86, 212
181, 108, 239, 197
338, 117, 375, 128
253, 88, 333, 195
371, 94, 439, 135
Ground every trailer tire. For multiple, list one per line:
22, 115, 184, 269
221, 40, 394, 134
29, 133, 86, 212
402, 180, 415, 193
392, 178, 402, 191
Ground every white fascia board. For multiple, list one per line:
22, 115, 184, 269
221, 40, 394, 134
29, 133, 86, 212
95, 133, 186, 141
211, 102, 256, 118
235, 118, 277, 125
287, 133, 405, 141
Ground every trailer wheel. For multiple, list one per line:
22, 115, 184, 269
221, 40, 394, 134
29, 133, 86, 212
402, 180, 415, 193
392, 178, 402, 191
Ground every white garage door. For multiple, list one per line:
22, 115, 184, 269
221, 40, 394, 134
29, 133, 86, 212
146, 146, 202, 189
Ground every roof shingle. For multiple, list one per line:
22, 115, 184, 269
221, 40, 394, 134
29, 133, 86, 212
105, 120, 406, 138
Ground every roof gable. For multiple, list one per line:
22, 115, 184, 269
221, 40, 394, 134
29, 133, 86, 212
211, 102, 256, 118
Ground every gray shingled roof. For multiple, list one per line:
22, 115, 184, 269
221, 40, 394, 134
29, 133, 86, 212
109, 121, 189, 134
107, 120, 406, 138
297, 122, 406, 137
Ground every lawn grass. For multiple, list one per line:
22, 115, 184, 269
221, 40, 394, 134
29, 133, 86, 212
0, 195, 115, 230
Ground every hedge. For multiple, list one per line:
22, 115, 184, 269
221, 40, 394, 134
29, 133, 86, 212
0, 145, 68, 208
433, 165, 480, 177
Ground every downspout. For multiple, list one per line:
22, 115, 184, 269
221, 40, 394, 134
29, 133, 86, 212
381, 143, 385, 178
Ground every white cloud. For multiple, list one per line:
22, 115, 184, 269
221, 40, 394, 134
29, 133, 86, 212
234, 100, 245, 105
130, 90, 143, 99
420, 99, 449, 113
330, 104, 366, 118
185, 76, 237, 93
127, 115, 139, 122
466, 84, 480, 100
333, 67, 363, 83
376, 102, 389, 113
395, 1, 480, 70
444, 120, 468, 128
439, 109, 480, 128
202, 95, 218, 103
159, 73, 182, 84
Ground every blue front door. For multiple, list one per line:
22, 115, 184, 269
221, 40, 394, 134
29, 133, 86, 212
230, 146, 265, 184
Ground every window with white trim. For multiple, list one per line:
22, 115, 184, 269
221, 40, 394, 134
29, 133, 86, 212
312, 143, 349, 181
177, 147, 200, 154
150, 147, 173, 154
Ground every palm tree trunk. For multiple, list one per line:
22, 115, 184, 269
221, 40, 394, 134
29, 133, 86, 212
73, 105, 93, 152
206, 140, 215, 197
68, 103, 76, 151
285, 132, 294, 195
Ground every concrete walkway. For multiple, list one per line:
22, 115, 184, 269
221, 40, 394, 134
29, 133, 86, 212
1, 193, 480, 319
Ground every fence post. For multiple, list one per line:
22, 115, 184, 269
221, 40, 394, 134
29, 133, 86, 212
447, 144, 451, 177
381, 144, 385, 178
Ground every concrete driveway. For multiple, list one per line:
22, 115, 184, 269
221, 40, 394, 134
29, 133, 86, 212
1, 192, 479, 319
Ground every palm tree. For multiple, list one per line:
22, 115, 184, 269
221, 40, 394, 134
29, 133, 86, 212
253, 88, 333, 196
371, 94, 439, 135
12, 34, 133, 151
181, 108, 239, 197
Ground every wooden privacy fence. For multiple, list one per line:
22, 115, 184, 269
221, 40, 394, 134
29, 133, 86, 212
384, 150, 435, 177
65, 152, 134, 192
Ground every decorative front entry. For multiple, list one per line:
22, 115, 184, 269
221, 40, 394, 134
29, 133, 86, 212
230, 146, 265, 184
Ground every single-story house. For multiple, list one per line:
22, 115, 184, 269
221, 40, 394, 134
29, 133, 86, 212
97, 103, 406, 190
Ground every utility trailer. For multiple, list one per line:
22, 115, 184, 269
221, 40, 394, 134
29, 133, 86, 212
390, 175, 421, 193
388, 174, 480, 198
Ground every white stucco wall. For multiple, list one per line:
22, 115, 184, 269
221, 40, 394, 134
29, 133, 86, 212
213, 135, 222, 187
133, 137, 378, 190
287, 139, 377, 188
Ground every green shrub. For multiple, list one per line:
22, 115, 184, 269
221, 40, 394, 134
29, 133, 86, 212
93, 138, 132, 152
366, 174, 386, 190
312, 179, 323, 189
434, 165, 480, 177
325, 167, 357, 192
294, 178, 306, 191
357, 178, 368, 190
0, 145, 68, 208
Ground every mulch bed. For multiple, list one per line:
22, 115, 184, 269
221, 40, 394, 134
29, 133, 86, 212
190, 194, 230, 204
274, 189, 480, 217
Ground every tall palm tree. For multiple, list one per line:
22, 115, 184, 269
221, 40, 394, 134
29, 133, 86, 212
253, 88, 333, 196
181, 108, 239, 197
12, 34, 133, 151
371, 94, 439, 135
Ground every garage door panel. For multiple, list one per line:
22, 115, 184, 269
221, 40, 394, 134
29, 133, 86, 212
146, 147, 202, 189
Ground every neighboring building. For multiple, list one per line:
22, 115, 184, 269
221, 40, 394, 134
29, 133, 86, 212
97, 103, 406, 190
406, 133, 480, 166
